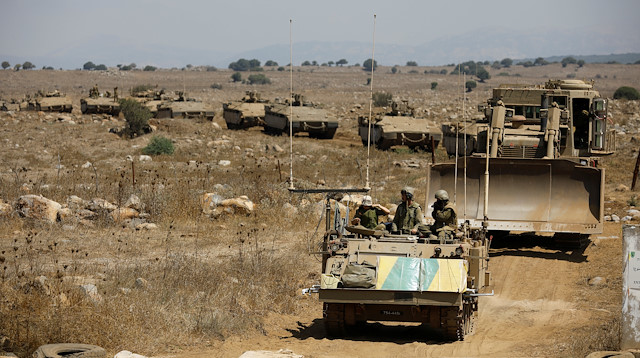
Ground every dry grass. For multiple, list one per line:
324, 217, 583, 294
0, 64, 639, 356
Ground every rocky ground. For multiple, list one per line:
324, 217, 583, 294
0, 63, 640, 358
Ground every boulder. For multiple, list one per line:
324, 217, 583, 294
124, 194, 143, 211
135, 223, 157, 230
220, 196, 254, 215
87, 198, 117, 212
202, 193, 224, 214
218, 160, 231, 166
0, 200, 12, 217
66, 195, 87, 211
588, 277, 606, 286
114, 351, 147, 358
616, 184, 629, 192
15, 195, 61, 223
139, 155, 152, 162
111, 207, 139, 222
77, 283, 102, 303
283, 203, 298, 217
57, 207, 74, 222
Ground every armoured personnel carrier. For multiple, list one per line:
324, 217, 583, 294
156, 91, 214, 120
33, 90, 73, 113
264, 94, 338, 139
304, 192, 491, 341
80, 86, 120, 115
438, 79, 613, 240
223, 91, 267, 129
359, 99, 442, 151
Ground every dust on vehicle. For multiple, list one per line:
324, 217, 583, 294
264, 94, 338, 139
156, 91, 214, 120
223, 90, 268, 129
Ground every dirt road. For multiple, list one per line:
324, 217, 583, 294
162, 226, 621, 358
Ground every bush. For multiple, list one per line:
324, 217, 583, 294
566, 73, 576, 79
83, 61, 96, 70
409, 70, 419, 74
265, 60, 278, 66
465, 80, 477, 92
143, 65, 157, 71
210, 83, 223, 90
2, 61, 10, 69
500, 58, 513, 68
277, 67, 285, 71
22, 61, 35, 70
95, 64, 107, 71
363, 58, 378, 72
231, 72, 242, 82
142, 136, 175, 155
440, 69, 448, 74
228, 58, 261, 71
120, 99, 152, 138
205, 66, 217, 72
301, 61, 311, 66
391, 66, 398, 74
406, 61, 418, 66
372, 91, 392, 107
562, 56, 577, 67
613, 86, 640, 100
431, 82, 438, 90
247, 74, 271, 85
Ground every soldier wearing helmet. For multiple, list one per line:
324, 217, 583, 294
429, 189, 457, 241
351, 195, 390, 230
391, 187, 423, 234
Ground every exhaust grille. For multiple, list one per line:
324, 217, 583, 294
501, 146, 545, 158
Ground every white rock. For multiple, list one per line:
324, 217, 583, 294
135, 223, 157, 230
622, 215, 633, 222
114, 351, 147, 358
628, 209, 640, 217
78, 283, 102, 303
125, 194, 143, 211
87, 198, 117, 212
81, 161, 92, 169
220, 196, 254, 215
211, 122, 221, 130
218, 160, 231, 166
239, 349, 303, 358
612, 214, 620, 223
139, 155, 152, 162
15, 195, 62, 223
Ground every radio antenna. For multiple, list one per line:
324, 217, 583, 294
288, 19, 295, 190
365, 14, 376, 190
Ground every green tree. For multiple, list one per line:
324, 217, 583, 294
231, 72, 242, 82
406, 61, 418, 66
142, 136, 175, 155
22, 61, 35, 70
362, 58, 377, 71
431, 82, 438, 90
500, 58, 513, 68
229, 58, 261, 71
2, 61, 9, 69
336, 59, 348, 66
534, 57, 548, 66
311, 60, 318, 66
83, 61, 96, 70
465, 80, 477, 92
277, 66, 285, 71
143, 65, 157, 71
613, 86, 640, 100
301, 60, 311, 66
476, 67, 490, 82
327, 61, 334, 67
391, 66, 398, 74
95, 64, 107, 71
247, 73, 271, 85
14, 64, 21, 71
119, 99, 152, 138
265, 60, 278, 66
561, 56, 577, 67
577, 59, 585, 68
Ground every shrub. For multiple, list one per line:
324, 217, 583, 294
247, 74, 271, 85
431, 82, 438, 90
228, 58, 261, 71
500, 58, 513, 68
440, 69, 448, 74
465, 80, 477, 92
301, 61, 311, 66
231, 72, 242, 82
142, 136, 175, 155
265, 60, 278, 66
613, 86, 640, 100
409, 70, 419, 74
566, 73, 577, 79
372, 91, 392, 107
95, 64, 107, 71
406, 61, 418, 66
562, 56, 577, 68
391, 66, 398, 74
336, 59, 348, 66
277, 67, 285, 71
362, 58, 377, 71
22, 61, 35, 70
143, 65, 157, 71
205, 66, 217, 71
210, 83, 223, 90
120, 99, 152, 138
497, 72, 509, 76
83, 61, 96, 70
2, 61, 10, 69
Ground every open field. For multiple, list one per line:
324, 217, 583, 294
1, 63, 640, 357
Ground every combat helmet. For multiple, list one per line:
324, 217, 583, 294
434, 189, 449, 201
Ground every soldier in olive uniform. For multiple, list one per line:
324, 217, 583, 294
391, 187, 423, 234
351, 195, 390, 230
429, 189, 457, 242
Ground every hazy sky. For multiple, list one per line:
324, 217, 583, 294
2, 0, 638, 55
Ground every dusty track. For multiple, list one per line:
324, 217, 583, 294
163, 226, 622, 358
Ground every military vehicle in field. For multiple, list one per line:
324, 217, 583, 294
359, 99, 442, 151
80, 86, 120, 115
303, 191, 491, 341
33, 90, 73, 112
223, 91, 268, 129
156, 91, 214, 120
264, 94, 338, 139
437, 79, 613, 240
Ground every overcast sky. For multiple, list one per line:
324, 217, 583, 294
1, 0, 639, 65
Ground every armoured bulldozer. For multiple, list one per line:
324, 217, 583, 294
156, 91, 214, 120
33, 90, 72, 113
303, 190, 491, 341
223, 91, 267, 129
264, 94, 338, 139
80, 86, 120, 115
438, 79, 613, 239
359, 99, 442, 151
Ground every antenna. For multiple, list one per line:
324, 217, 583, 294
288, 19, 295, 190
365, 14, 376, 190
463, 71, 467, 222
454, 62, 460, 205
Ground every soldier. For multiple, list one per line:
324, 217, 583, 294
351, 195, 390, 230
426, 189, 458, 242
391, 187, 423, 234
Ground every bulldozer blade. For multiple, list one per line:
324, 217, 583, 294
428, 157, 603, 235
